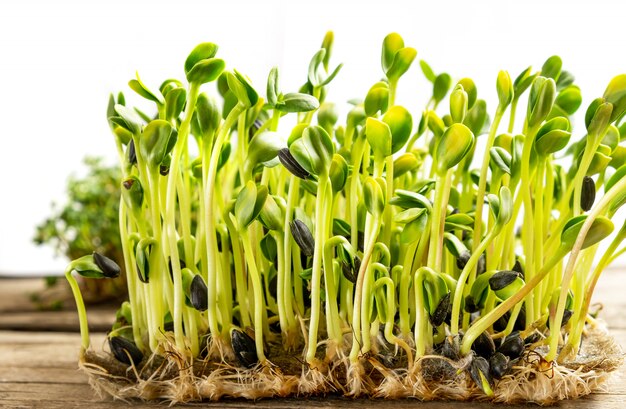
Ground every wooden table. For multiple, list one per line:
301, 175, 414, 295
1, 270, 624, 408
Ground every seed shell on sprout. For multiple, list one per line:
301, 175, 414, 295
231, 329, 259, 368
469, 356, 494, 393
290, 219, 315, 257
471, 331, 496, 359
498, 331, 524, 359
93, 252, 121, 278
430, 292, 452, 327
488, 270, 519, 291
109, 336, 143, 366
456, 250, 471, 270
278, 148, 310, 180
580, 176, 596, 211
190, 275, 208, 311
489, 352, 511, 379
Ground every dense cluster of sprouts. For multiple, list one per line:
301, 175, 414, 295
65, 32, 626, 402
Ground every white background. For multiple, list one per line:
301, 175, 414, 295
0, 0, 625, 274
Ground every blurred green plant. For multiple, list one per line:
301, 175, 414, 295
34, 156, 126, 303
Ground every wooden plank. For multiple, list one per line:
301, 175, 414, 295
0, 310, 115, 332
1, 382, 626, 408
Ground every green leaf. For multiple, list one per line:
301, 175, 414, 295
390, 189, 432, 209
433, 73, 452, 105
385, 47, 417, 81
436, 123, 474, 175
129, 72, 164, 105
556, 70, 575, 91
113, 104, 143, 135
383, 105, 412, 153
308, 49, 325, 86
267, 67, 279, 106
393, 152, 419, 178
363, 176, 386, 217
400, 210, 428, 244
555, 85, 582, 115
366, 117, 392, 158
259, 195, 283, 231
513, 66, 537, 99
560, 215, 614, 251
276, 93, 320, 113
186, 58, 225, 84
443, 232, 469, 258
139, 120, 176, 168
419, 60, 436, 83
329, 153, 348, 192
194, 93, 220, 141
457, 78, 478, 109
496, 70, 514, 109
318, 63, 343, 87
489, 147, 512, 175
234, 181, 268, 229
394, 207, 426, 224
245, 131, 287, 176
541, 55, 562, 81
184, 42, 218, 75
227, 70, 259, 107
364, 81, 389, 117
289, 125, 334, 176
463, 99, 488, 136
321, 31, 334, 71
381, 33, 404, 74
535, 116, 571, 156
527, 76, 557, 128
450, 84, 468, 123
164, 87, 186, 121
585, 98, 613, 136
603, 74, 626, 123
496, 186, 513, 225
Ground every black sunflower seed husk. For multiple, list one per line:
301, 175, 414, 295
278, 148, 310, 180
581, 176, 596, 212
512, 259, 524, 278
93, 252, 121, 278
471, 331, 496, 359
464, 294, 480, 313
524, 331, 542, 345
493, 310, 511, 332
127, 139, 137, 165
489, 352, 511, 379
440, 335, 460, 360
456, 250, 471, 270
290, 219, 315, 257
469, 356, 494, 392
269, 274, 278, 300
249, 119, 263, 139
477, 253, 486, 276
498, 331, 524, 359
167, 258, 187, 281
231, 329, 258, 368
109, 336, 143, 366
547, 309, 574, 330
190, 275, 208, 311
489, 270, 519, 291
430, 292, 452, 327
341, 260, 357, 284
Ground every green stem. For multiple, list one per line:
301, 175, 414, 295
546, 175, 626, 362
305, 176, 330, 366
240, 227, 267, 364
65, 266, 90, 351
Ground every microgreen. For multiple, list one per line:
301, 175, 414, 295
65, 32, 626, 400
